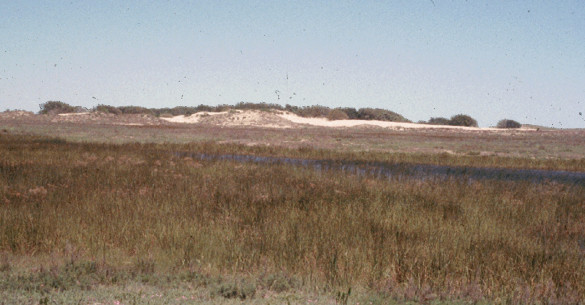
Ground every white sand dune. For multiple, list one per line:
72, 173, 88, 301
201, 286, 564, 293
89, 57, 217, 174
276, 112, 500, 130
162, 110, 536, 132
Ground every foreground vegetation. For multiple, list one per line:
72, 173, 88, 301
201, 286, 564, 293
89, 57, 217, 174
1, 133, 584, 304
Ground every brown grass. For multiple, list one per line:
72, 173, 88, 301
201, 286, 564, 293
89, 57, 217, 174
1, 134, 584, 303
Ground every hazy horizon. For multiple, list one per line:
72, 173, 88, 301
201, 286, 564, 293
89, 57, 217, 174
2, 1, 584, 128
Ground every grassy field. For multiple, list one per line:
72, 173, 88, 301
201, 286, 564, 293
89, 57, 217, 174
2, 115, 585, 162
1, 132, 585, 304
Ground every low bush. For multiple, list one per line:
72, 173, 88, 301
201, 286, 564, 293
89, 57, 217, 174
427, 117, 450, 125
168, 106, 197, 116
497, 119, 521, 129
234, 102, 284, 112
94, 104, 122, 115
448, 114, 478, 127
192, 104, 216, 112
117, 106, 153, 115
327, 109, 349, 120
284, 104, 300, 113
73, 106, 88, 113
39, 101, 76, 115
357, 108, 411, 122
295, 105, 331, 118
336, 107, 359, 119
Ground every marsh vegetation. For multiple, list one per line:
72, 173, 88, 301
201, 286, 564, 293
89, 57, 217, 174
1, 133, 584, 304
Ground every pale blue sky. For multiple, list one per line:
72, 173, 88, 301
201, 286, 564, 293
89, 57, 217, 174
1, 1, 584, 127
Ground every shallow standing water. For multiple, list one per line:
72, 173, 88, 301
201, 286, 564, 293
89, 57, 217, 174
173, 152, 585, 186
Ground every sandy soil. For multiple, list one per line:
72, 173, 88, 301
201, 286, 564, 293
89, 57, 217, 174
161, 110, 298, 128
160, 111, 228, 123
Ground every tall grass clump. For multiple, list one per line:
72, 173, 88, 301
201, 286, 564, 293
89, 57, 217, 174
1, 134, 584, 303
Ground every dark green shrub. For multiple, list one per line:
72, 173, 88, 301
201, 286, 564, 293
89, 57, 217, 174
234, 102, 283, 111
295, 105, 331, 118
150, 107, 170, 117
427, 117, 450, 125
357, 108, 410, 122
74, 106, 88, 113
327, 109, 350, 120
284, 104, 300, 113
336, 107, 359, 119
496, 119, 521, 129
117, 106, 153, 115
39, 101, 76, 115
208, 104, 231, 112
448, 114, 478, 127
169, 106, 198, 116
194, 104, 216, 112
94, 104, 122, 115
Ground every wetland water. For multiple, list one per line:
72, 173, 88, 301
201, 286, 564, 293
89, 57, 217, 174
174, 152, 585, 186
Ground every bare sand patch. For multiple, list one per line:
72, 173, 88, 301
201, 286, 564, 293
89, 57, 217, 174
58, 112, 91, 116
160, 111, 228, 123
162, 110, 297, 128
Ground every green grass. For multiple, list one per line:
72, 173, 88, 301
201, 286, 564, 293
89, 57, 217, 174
1, 134, 585, 304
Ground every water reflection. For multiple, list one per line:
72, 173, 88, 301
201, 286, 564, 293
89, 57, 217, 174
174, 152, 585, 186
